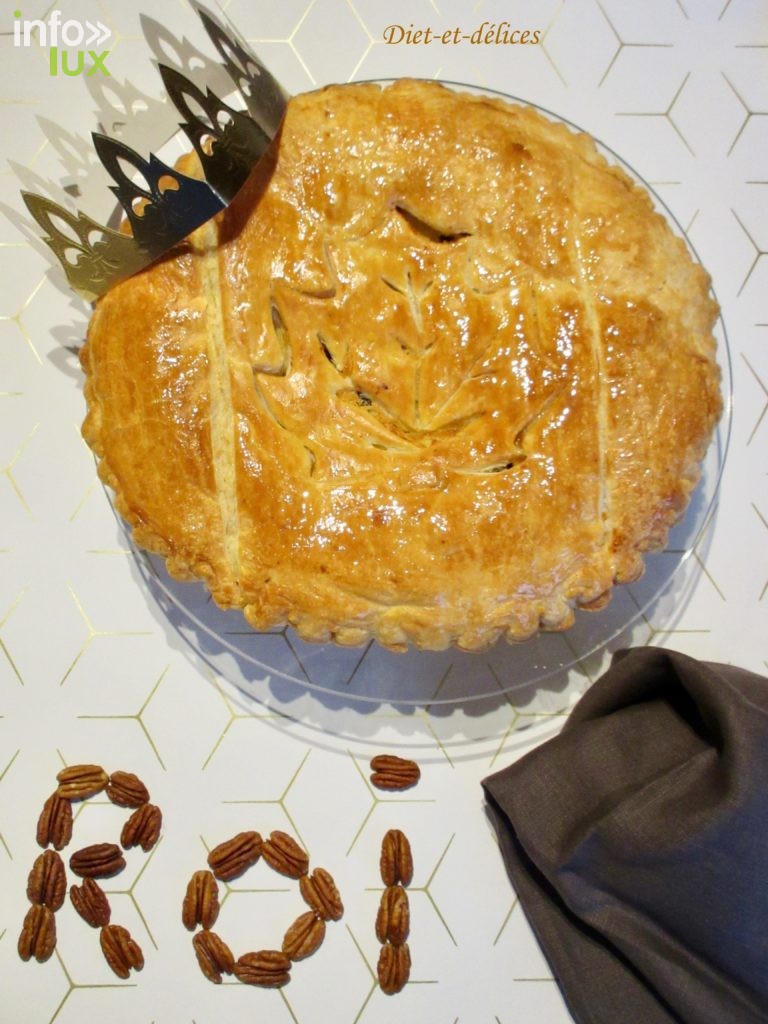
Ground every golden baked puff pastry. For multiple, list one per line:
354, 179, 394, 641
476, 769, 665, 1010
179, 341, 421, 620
81, 79, 721, 652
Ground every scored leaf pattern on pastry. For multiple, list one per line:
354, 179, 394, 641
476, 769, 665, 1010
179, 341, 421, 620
252, 202, 575, 483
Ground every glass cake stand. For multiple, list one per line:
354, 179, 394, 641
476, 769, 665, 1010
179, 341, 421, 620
122, 84, 733, 711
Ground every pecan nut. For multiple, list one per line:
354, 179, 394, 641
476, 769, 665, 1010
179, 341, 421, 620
69, 842, 126, 879
36, 791, 73, 851
262, 831, 309, 879
120, 803, 162, 852
100, 923, 144, 979
370, 755, 421, 791
193, 929, 235, 984
282, 910, 326, 961
207, 830, 262, 881
106, 770, 149, 808
375, 885, 410, 946
380, 829, 413, 888
234, 950, 291, 987
56, 763, 109, 801
18, 904, 56, 963
26, 850, 66, 911
377, 941, 411, 995
70, 878, 111, 927
299, 867, 344, 921
182, 869, 220, 931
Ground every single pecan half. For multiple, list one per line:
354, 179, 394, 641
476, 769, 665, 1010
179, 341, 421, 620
56, 764, 109, 801
370, 755, 421, 791
36, 791, 73, 851
299, 867, 344, 921
207, 830, 262, 882
70, 878, 111, 927
375, 885, 410, 946
262, 831, 309, 879
69, 842, 126, 879
18, 904, 56, 963
120, 803, 162, 852
100, 923, 144, 979
193, 929, 235, 984
182, 869, 220, 931
26, 850, 66, 911
282, 910, 326, 961
377, 941, 411, 995
106, 770, 149, 808
234, 950, 291, 987
380, 829, 413, 888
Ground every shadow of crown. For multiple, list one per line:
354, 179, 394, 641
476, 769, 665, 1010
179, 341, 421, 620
21, 4, 288, 303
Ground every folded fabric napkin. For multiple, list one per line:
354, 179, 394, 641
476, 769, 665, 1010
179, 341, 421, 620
482, 647, 768, 1024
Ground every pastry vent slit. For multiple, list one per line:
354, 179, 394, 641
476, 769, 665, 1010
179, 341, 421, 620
454, 455, 527, 475
381, 276, 405, 295
405, 271, 423, 334
318, 333, 344, 374
252, 380, 289, 432
513, 385, 568, 450
394, 205, 472, 246
269, 297, 291, 376
334, 389, 422, 448
366, 440, 418, 454
323, 238, 340, 289
291, 285, 337, 299
399, 339, 434, 357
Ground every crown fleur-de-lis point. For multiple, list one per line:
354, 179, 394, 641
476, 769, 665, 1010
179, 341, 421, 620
196, 6, 288, 136
19, 3, 289, 301
21, 191, 146, 303
91, 133, 226, 255
158, 63, 270, 200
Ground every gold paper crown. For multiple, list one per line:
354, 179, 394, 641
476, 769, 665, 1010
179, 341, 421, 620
21, 4, 288, 303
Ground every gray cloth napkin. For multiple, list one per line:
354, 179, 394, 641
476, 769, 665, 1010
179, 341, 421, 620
482, 648, 768, 1024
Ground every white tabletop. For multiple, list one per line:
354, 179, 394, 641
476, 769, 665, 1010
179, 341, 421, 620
1, 1, 765, 1022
